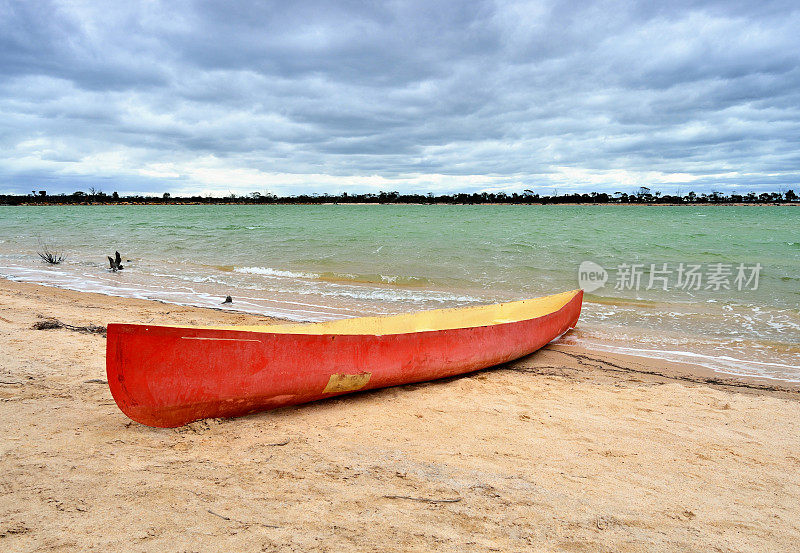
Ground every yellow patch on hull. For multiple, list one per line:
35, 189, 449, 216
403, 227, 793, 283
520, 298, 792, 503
323, 372, 372, 393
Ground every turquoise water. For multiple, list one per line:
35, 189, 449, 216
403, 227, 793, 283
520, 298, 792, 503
1, 205, 798, 380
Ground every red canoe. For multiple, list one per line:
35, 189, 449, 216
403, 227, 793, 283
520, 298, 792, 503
106, 289, 583, 427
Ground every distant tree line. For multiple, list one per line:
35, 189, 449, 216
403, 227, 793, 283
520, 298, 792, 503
2, 186, 797, 205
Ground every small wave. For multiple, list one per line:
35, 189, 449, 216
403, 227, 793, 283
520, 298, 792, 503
316, 271, 432, 287
234, 266, 317, 279
584, 294, 659, 308
234, 266, 433, 287
507, 242, 537, 250
279, 284, 482, 304
150, 272, 232, 285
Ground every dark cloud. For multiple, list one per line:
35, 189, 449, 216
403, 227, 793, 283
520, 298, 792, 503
1, 0, 799, 195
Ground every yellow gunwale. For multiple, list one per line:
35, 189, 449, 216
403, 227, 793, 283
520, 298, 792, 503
185, 289, 581, 336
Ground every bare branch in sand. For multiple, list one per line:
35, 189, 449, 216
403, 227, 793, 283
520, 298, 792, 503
207, 509, 280, 528
32, 318, 106, 336
206, 509, 231, 521
383, 495, 461, 503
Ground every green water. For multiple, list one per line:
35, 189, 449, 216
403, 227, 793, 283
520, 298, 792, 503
1, 205, 798, 379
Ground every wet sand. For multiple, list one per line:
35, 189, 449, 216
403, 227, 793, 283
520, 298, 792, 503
1, 278, 799, 552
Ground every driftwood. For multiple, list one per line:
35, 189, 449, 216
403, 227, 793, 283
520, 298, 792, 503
383, 495, 461, 503
207, 509, 280, 529
32, 318, 106, 336
206, 510, 231, 521
38, 245, 66, 264
108, 251, 124, 271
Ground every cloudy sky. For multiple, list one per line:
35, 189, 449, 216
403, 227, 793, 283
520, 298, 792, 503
2, 1, 799, 196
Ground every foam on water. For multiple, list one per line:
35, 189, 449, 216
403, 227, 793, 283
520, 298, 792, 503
0, 264, 350, 321
234, 266, 316, 279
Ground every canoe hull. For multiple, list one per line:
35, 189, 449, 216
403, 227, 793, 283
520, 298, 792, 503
106, 291, 583, 427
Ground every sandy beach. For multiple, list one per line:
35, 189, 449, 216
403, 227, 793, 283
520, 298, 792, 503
1, 278, 799, 552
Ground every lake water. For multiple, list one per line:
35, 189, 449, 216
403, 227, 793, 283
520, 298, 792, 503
1, 204, 798, 381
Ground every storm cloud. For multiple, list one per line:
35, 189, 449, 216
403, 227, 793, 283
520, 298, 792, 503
1, 0, 799, 195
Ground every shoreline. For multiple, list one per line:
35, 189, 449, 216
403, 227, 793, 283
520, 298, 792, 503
551, 342, 800, 397
1, 276, 798, 397
2, 277, 800, 550
2, 276, 797, 391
